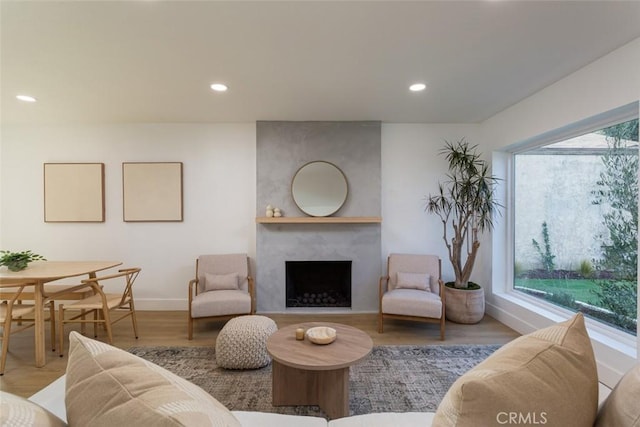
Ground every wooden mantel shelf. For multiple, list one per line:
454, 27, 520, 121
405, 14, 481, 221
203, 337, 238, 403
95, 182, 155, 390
256, 216, 382, 224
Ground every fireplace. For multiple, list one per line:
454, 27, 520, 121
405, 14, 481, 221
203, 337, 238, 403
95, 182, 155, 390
286, 260, 352, 308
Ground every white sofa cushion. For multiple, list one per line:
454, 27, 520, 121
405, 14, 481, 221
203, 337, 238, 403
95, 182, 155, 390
232, 411, 327, 427
328, 412, 435, 426
28, 376, 67, 423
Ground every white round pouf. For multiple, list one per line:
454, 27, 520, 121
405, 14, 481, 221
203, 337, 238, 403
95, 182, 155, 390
215, 315, 278, 369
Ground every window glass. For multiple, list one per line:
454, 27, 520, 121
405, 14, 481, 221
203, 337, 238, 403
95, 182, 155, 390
514, 118, 638, 335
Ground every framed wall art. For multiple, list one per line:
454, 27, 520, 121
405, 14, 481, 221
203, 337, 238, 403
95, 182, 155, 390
122, 162, 183, 222
44, 163, 105, 222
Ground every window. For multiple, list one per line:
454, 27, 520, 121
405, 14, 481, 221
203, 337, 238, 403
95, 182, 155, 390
513, 118, 638, 335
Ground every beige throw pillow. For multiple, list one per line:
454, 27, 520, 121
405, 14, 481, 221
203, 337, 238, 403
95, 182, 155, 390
0, 391, 67, 427
396, 272, 430, 291
434, 313, 598, 427
65, 331, 241, 427
595, 363, 640, 427
204, 272, 239, 291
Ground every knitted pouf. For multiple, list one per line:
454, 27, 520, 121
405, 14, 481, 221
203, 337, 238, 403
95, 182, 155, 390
215, 315, 278, 370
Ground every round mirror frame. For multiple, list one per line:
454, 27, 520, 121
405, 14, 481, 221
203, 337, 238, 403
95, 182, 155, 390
291, 161, 348, 217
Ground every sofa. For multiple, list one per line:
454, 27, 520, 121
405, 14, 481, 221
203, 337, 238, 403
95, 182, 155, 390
2, 313, 639, 427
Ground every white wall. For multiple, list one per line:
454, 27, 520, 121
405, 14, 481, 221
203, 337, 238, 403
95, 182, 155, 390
381, 123, 481, 282
481, 37, 640, 386
1, 121, 484, 311
1, 123, 256, 309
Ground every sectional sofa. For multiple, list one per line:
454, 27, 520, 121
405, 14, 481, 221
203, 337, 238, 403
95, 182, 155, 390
1, 313, 638, 427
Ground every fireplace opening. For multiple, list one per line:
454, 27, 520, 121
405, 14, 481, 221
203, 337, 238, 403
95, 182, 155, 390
286, 261, 352, 308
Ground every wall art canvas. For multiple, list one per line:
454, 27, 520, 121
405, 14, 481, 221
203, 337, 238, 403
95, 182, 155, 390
44, 163, 105, 222
122, 162, 183, 222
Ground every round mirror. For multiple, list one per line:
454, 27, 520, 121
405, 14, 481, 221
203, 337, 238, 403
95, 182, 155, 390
292, 161, 348, 217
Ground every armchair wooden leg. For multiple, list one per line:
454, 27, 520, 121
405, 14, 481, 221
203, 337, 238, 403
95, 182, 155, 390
188, 316, 193, 340
440, 318, 445, 341
378, 313, 383, 333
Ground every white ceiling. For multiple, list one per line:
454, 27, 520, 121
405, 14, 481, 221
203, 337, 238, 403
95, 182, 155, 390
2, 1, 639, 125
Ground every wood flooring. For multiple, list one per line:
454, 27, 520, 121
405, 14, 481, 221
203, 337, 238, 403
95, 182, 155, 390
0, 311, 519, 398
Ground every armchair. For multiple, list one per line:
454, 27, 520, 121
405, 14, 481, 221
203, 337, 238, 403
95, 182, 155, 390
188, 254, 255, 340
378, 253, 445, 340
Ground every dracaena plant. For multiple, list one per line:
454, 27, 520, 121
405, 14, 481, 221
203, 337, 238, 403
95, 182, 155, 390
425, 139, 502, 289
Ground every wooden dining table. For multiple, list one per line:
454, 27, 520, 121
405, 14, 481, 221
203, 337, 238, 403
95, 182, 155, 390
0, 260, 122, 367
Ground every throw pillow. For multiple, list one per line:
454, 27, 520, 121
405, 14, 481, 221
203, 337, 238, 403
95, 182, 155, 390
0, 391, 67, 427
204, 272, 239, 292
434, 313, 598, 427
595, 363, 640, 427
65, 331, 241, 427
396, 272, 430, 291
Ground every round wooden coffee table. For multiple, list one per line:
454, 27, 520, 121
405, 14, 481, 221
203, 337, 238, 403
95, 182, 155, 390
266, 322, 373, 419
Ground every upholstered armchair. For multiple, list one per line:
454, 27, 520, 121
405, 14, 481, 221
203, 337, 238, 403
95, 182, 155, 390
188, 253, 255, 340
378, 253, 445, 340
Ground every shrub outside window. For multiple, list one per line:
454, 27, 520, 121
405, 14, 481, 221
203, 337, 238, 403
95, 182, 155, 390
513, 118, 638, 335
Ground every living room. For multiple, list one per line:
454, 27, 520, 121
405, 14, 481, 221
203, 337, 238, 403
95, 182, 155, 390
1, 1, 639, 425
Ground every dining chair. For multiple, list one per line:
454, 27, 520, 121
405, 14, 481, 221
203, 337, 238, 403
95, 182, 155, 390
57, 267, 141, 357
2, 284, 97, 333
1, 284, 56, 375
378, 253, 446, 340
188, 254, 255, 339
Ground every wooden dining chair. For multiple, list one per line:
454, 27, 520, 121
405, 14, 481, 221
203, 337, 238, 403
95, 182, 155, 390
1, 284, 56, 375
2, 284, 97, 333
58, 268, 141, 357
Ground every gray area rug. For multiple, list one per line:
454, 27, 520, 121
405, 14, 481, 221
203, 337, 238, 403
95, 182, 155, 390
129, 344, 500, 418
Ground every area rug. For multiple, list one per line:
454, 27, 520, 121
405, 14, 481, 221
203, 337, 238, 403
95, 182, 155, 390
129, 344, 500, 418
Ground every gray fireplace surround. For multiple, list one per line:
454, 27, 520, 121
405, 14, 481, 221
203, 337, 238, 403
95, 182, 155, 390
256, 121, 382, 312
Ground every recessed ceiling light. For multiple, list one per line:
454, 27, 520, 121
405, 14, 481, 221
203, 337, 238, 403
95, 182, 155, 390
409, 83, 426, 92
210, 83, 228, 92
16, 94, 37, 102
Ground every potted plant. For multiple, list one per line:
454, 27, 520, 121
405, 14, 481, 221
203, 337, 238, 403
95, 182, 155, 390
425, 139, 501, 323
0, 250, 46, 272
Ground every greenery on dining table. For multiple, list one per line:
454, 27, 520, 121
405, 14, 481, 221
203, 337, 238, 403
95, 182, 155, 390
0, 250, 47, 272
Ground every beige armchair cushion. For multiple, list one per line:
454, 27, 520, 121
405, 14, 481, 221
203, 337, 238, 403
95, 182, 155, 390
595, 363, 640, 427
197, 254, 249, 293
396, 272, 430, 291
382, 289, 442, 318
190, 290, 251, 318
434, 313, 598, 427
65, 331, 241, 427
204, 272, 239, 292
387, 253, 440, 294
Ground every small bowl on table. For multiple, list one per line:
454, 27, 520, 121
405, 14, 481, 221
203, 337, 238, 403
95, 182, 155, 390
305, 326, 337, 345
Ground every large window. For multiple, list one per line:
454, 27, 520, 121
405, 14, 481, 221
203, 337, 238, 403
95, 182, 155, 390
513, 118, 638, 335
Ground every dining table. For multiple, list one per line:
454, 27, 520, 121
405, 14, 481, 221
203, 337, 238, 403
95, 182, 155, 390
0, 260, 122, 367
